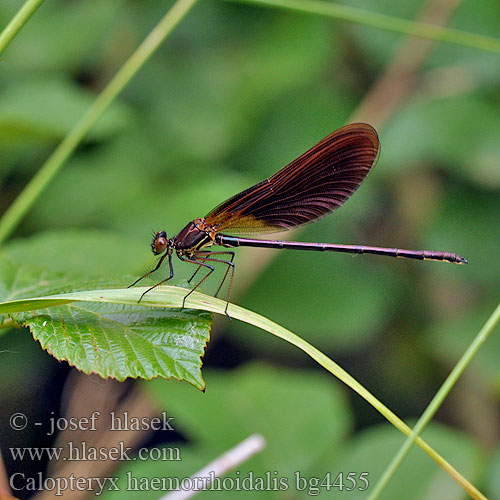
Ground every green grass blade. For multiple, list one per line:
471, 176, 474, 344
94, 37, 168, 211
0, 0, 198, 245
0, 285, 486, 498
368, 302, 500, 500
227, 0, 500, 54
0, 0, 45, 56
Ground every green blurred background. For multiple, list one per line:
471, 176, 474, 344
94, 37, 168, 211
0, 0, 499, 498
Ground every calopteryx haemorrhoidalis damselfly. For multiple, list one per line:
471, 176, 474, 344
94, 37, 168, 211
130, 123, 467, 314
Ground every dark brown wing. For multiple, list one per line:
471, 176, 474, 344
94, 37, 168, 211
205, 123, 380, 234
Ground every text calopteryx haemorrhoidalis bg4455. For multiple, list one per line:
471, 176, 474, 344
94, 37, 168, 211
130, 123, 467, 315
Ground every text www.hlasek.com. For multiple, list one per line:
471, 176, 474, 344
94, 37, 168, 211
9, 442, 181, 462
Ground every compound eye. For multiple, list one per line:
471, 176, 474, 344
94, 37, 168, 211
151, 231, 168, 255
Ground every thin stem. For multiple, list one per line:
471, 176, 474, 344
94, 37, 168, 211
226, 0, 500, 54
0, 0, 198, 245
0, 0, 45, 56
368, 301, 500, 500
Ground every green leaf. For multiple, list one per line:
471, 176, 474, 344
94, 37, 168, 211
0, 256, 70, 306
142, 12, 335, 163
0, 77, 131, 152
0, 257, 212, 390
17, 301, 211, 388
4, 229, 151, 279
382, 96, 500, 187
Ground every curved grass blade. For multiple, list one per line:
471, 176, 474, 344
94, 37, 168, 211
2, 287, 212, 390
0, 285, 486, 499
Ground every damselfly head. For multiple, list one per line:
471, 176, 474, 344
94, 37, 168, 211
151, 230, 168, 255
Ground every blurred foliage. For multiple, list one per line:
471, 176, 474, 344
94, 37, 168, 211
0, 0, 499, 498
100, 364, 484, 500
